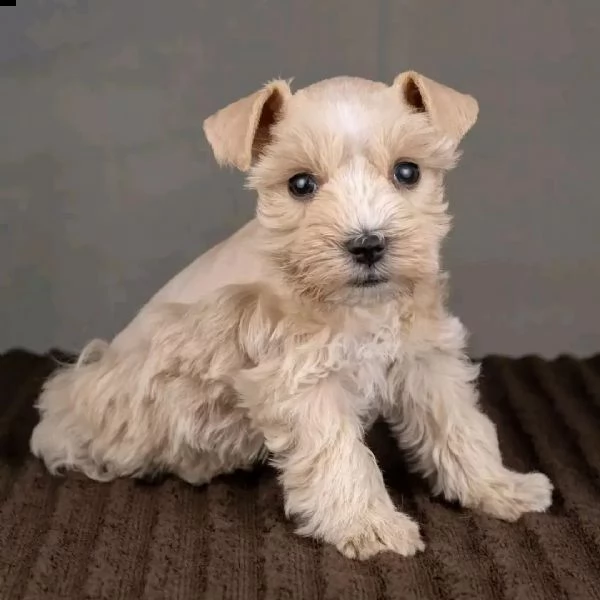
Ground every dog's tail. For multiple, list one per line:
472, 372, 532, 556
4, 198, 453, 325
76, 338, 110, 366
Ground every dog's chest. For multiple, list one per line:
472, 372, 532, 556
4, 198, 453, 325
333, 321, 399, 403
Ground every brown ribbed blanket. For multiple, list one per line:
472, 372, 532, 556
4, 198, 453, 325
0, 349, 599, 600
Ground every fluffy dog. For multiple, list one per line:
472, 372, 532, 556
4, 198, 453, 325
31, 72, 553, 559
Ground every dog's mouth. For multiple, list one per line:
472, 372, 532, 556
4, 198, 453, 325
349, 274, 389, 288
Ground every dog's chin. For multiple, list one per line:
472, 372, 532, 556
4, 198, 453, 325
329, 276, 398, 306
349, 274, 389, 289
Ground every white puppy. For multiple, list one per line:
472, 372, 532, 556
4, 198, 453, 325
31, 73, 553, 560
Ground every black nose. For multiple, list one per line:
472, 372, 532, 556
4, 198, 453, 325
345, 233, 386, 266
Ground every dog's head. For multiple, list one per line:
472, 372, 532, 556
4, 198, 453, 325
203, 73, 478, 306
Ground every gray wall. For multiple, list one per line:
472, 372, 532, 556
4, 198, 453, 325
1, 1, 598, 357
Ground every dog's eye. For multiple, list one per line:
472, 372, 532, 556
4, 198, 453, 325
392, 162, 420, 187
288, 173, 318, 199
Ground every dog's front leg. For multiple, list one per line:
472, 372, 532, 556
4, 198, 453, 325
385, 339, 553, 521
237, 373, 424, 560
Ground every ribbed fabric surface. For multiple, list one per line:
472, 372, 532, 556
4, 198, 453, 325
1, 349, 599, 600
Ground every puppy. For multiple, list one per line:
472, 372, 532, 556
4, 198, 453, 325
31, 72, 553, 560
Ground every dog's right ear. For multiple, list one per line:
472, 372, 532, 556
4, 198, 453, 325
203, 80, 291, 172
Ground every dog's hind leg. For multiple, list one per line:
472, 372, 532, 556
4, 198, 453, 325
31, 341, 165, 481
172, 427, 267, 486
174, 451, 245, 486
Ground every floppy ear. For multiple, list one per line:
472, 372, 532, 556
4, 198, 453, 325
393, 71, 479, 144
203, 80, 291, 171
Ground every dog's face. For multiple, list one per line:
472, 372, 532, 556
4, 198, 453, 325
204, 73, 478, 305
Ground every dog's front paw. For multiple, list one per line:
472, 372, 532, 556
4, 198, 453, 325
476, 470, 554, 522
336, 511, 425, 560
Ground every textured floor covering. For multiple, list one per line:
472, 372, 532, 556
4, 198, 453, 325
0, 349, 599, 600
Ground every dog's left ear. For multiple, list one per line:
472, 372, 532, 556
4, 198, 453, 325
393, 71, 479, 144
203, 80, 291, 172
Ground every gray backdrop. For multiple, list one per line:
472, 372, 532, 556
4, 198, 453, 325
1, 1, 598, 357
